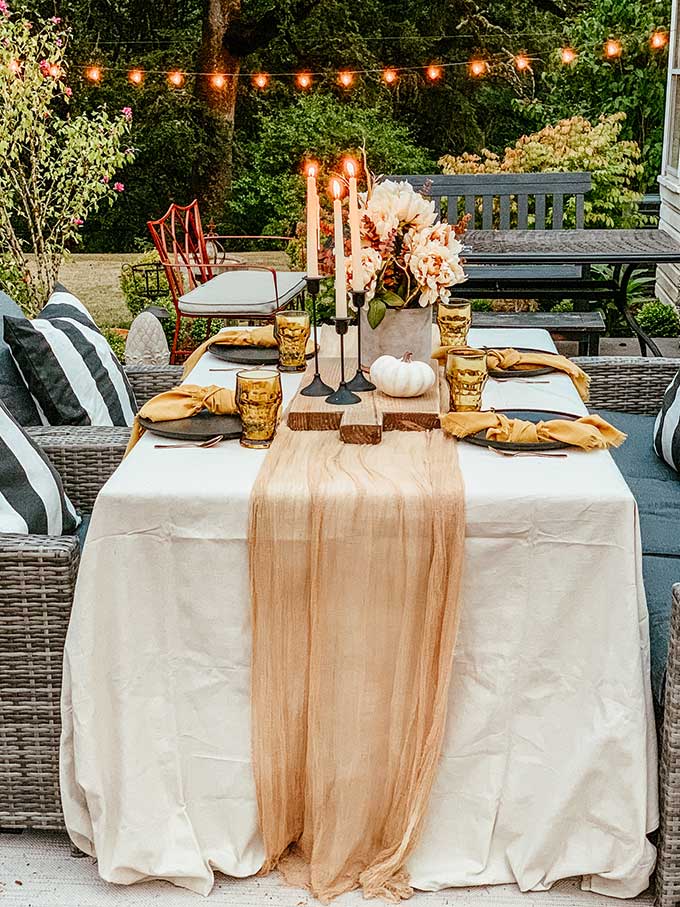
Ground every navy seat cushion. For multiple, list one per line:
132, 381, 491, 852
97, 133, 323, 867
595, 409, 680, 704
76, 513, 91, 548
0, 291, 41, 426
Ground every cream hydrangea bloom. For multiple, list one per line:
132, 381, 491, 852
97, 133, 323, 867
406, 239, 466, 307
346, 247, 384, 302
363, 180, 436, 240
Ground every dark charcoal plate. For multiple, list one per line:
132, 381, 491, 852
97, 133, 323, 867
484, 346, 556, 379
463, 408, 580, 452
138, 410, 242, 441
210, 344, 316, 365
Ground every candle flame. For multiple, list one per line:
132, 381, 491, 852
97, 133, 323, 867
345, 159, 356, 178
332, 179, 342, 199
306, 162, 317, 178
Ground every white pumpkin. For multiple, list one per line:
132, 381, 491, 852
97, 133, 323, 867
370, 352, 436, 398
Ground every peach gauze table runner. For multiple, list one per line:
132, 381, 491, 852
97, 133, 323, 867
249, 428, 465, 902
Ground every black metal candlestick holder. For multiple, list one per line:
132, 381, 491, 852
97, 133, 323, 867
300, 277, 333, 397
326, 316, 361, 406
346, 290, 376, 393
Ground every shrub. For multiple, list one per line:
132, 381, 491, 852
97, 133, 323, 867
551, 300, 574, 313
0, 5, 134, 313
101, 327, 127, 363
439, 114, 645, 229
228, 94, 435, 237
470, 299, 493, 312
636, 300, 680, 338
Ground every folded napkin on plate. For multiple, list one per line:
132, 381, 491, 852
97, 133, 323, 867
431, 346, 590, 402
125, 384, 237, 455
440, 410, 625, 451
182, 326, 278, 377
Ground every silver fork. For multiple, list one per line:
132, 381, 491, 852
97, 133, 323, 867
490, 446, 568, 459
154, 435, 224, 449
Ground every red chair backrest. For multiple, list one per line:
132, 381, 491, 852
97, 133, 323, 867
147, 201, 214, 307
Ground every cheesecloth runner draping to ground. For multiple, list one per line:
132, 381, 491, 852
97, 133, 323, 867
249, 428, 465, 902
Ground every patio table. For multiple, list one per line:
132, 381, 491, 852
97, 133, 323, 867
60, 326, 657, 900
463, 228, 680, 357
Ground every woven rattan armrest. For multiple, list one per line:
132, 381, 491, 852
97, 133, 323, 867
125, 364, 183, 406
573, 356, 680, 415
0, 531, 78, 831
25, 425, 129, 513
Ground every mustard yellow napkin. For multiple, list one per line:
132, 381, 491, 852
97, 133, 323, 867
125, 384, 237, 455
182, 326, 278, 378
432, 347, 590, 402
440, 411, 625, 451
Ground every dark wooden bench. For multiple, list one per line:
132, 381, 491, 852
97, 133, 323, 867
392, 172, 602, 345
471, 311, 605, 356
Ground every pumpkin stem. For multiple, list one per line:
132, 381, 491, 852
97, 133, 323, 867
401, 352, 414, 363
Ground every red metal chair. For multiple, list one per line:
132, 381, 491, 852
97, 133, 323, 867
147, 200, 306, 363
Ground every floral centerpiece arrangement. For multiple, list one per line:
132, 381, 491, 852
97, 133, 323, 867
349, 178, 468, 329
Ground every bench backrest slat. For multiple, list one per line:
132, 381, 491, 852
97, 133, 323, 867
387, 172, 591, 230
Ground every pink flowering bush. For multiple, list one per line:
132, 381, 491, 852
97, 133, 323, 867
0, 4, 135, 314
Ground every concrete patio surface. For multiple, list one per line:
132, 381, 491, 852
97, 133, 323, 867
0, 831, 653, 907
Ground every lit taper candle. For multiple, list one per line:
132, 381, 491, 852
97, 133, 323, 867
332, 179, 348, 318
305, 162, 319, 279
345, 159, 365, 292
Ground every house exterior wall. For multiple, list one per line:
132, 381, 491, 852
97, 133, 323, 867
658, 0, 680, 306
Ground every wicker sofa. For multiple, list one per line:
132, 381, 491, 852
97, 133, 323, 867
3, 356, 680, 907
0, 364, 181, 831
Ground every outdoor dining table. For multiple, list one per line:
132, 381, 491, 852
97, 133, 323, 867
60, 325, 657, 900
463, 228, 680, 357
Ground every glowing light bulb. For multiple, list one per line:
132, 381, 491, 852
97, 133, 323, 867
296, 72, 312, 89
338, 71, 354, 88
252, 72, 269, 89
48, 63, 61, 78
8, 59, 21, 75
604, 39, 622, 59
85, 65, 101, 83
210, 73, 226, 89
168, 71, 184, 87
128, 69, 144, 85
469, 59, 487, 77
514, 54, 530, 71
651, 31, 668, 50
426, 64, 442, 81
560, 47, 577, 64
382, 68, 397, 84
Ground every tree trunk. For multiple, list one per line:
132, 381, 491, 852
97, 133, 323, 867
193, 0, 241, 221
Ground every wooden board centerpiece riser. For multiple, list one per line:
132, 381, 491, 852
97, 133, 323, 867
286, 357, 445, 444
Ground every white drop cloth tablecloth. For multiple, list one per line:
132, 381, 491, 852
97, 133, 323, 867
60, 328, 658, 899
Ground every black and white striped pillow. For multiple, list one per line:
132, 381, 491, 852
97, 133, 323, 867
0, 402, 80, 535
654, 369, 680, 471
3, 287, 136, 427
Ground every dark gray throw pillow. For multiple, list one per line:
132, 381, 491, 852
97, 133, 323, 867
0, 290, 41, 425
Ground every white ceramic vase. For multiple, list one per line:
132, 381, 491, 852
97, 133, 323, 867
359, 304, 433, 371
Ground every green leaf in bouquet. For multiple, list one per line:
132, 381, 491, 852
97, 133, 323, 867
380, 289, 405, 308
367, 296, 387, 329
